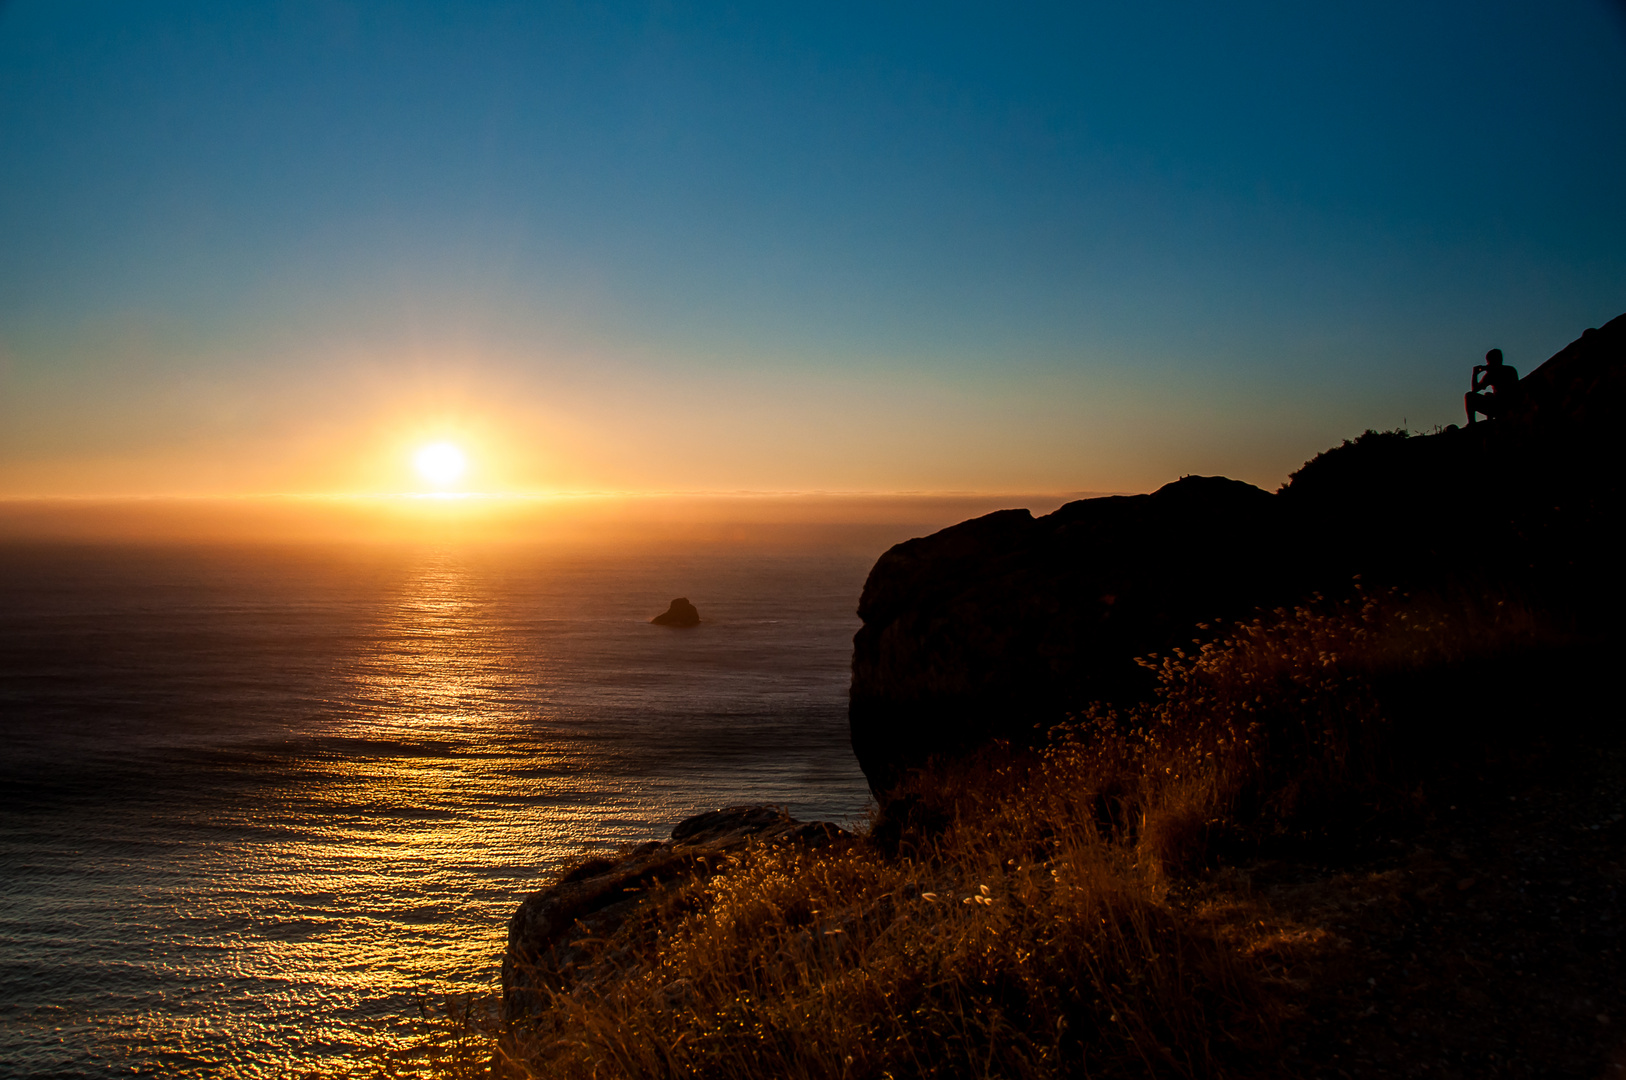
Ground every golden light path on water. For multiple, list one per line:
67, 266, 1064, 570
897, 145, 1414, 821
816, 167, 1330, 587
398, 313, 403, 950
1, 543, 874, 1077
119, 554, 580, 1073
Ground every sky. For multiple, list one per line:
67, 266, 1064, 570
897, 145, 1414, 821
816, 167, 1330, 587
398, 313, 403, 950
2, 0, 1624, 501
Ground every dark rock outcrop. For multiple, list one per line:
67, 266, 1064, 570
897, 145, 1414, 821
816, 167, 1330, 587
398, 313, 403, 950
651, 597, 701, 626
850, 476, 1307, 795
501, 806, 846, 1031
850, 313, 1626, 797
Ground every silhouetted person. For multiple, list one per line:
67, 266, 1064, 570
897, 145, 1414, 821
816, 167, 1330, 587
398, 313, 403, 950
1465, 348, 1518, 424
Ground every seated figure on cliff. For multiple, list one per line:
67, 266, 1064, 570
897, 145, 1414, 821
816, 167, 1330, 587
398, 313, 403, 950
1464, 348, 1519, 424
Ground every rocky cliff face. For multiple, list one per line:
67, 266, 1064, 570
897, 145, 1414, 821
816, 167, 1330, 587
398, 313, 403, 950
850, 313, 1626, 796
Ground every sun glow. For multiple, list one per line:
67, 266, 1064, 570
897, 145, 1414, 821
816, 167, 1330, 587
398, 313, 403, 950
414, 442, 467, 487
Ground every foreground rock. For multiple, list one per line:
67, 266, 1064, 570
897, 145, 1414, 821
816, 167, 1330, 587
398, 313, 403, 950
651, 597, 701, 626
851, 313, 1626, 797
500, 806, 846, 1033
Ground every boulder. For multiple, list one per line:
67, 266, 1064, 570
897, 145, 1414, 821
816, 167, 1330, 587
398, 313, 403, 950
849, 314, 1626, 798
500, 806, 847, 1032
651, 597, 701, 626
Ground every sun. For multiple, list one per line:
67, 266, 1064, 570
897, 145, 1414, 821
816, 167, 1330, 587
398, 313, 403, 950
414, 442, 467, 487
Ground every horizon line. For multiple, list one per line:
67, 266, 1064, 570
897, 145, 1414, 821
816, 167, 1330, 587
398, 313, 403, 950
0, 488, 1139, 503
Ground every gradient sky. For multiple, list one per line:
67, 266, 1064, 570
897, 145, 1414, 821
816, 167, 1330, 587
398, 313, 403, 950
2, 0, 1624, 498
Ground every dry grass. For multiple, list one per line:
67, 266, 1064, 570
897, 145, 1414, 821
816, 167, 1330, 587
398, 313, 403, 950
1058, 588, 1557, 873
389, 590, 1561, 1080
501, 773, 1264, 1079
500, 793, 1261, 1080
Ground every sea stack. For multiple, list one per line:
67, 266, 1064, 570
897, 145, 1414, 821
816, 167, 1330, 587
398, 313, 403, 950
651, 597, 701, 627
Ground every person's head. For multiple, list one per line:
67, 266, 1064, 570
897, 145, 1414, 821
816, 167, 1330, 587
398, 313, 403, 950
1485, 348, 1504, 366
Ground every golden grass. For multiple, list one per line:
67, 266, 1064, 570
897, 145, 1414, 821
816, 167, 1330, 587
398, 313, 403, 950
388, 589, 1559, 1080
1097, 588, 1556, 868
497, 793, 1262, 1079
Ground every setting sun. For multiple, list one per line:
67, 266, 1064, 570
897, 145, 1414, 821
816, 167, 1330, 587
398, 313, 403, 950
414, 442, 467, 487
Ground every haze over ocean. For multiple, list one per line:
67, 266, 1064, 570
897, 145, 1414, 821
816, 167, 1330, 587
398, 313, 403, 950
0, 536, 879, 1078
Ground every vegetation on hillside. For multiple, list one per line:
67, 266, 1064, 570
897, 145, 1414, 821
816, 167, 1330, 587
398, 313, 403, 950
370, 589, 1576, 1080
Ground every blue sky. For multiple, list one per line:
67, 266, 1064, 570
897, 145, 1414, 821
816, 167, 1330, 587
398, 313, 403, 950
2, 0, 1623, 496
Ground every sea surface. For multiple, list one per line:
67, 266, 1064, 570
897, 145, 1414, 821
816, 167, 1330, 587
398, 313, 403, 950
0, 536, 887, 1078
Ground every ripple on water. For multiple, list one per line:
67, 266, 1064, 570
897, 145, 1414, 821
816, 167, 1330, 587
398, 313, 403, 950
0, 541, 875, 1077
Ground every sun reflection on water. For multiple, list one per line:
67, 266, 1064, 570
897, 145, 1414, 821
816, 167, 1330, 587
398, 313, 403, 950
117, 553, 582, 1075
2, 542, 872, 1078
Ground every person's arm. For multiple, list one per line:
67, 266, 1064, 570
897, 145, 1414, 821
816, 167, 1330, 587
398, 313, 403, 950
1471, 364, 1489, 390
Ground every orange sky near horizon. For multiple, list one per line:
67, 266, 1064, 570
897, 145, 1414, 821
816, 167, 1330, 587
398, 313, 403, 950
0, 335, 1342, 502
0, 490, 1107, 546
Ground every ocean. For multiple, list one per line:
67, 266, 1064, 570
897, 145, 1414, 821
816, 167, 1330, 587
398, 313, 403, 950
0, 535, 890, 1078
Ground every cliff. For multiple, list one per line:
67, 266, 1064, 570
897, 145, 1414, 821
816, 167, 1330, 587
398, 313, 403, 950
850, 312, 1626, 796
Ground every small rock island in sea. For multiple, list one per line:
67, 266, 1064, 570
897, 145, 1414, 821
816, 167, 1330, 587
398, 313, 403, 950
650, 597, 701, 627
